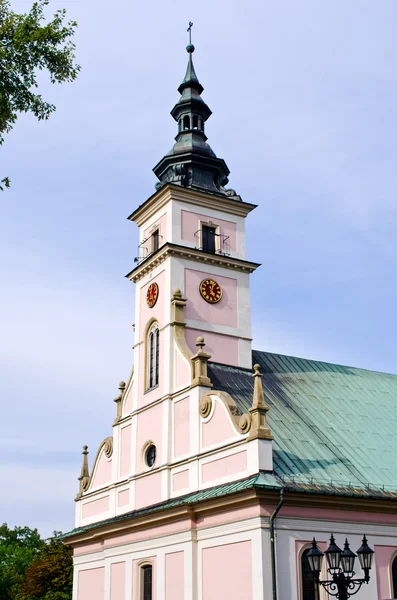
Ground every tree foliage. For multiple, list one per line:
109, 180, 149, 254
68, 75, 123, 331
0, 0, 80, 188
0, 524, 72, 600
0, 524, 44, 599
17, 533, 73, 600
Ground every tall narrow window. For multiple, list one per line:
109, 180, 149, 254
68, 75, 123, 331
152, 229, 159, 252
142, 565, 152, 600
193, 115, 199, 129
148, 323, 159, 390
392, 555, 397, 598
183, 115, 190, 130
301, 549, 319, 600
202, 224, 216, 253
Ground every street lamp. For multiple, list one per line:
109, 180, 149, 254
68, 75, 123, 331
306, 534, 374, 600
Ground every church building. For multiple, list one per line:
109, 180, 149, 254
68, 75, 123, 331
63, 36, 397, 600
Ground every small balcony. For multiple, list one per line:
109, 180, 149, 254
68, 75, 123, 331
194, 227, 231, 257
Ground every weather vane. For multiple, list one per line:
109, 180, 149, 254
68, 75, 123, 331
187, 21, 193, 45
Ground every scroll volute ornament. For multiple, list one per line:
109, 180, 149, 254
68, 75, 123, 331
103, 437, 114, 458
199, 391, 252, 435
199, 394, 212, 418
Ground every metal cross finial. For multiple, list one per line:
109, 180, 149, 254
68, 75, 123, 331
187, 21, 193, 44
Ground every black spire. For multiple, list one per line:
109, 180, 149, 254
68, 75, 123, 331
153, 29, 239, 199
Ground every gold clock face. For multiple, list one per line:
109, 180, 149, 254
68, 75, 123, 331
146, 282, 159, 308
199, 278, 222, 304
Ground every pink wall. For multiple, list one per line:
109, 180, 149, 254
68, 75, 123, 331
173, 397, 190, 457
117, 489, 130, 508
202, 451, 247, 483
136, 403, 163, 471
196, 504, 260, 529
74, 541, 103, 556
165, 552, 184, 600
110, 562, 126, 600
120, 425, 132, 479
90, 450, 112, 489
143, 213, 168, 250
375, 545, 396, 599
202, 400, 237, 448
175, 348, 191, 389
135, 472, 162, 509
279, 505, 397, 525
122, 384, 133, 416
202, 541, 252, 600
184, 269, 238, 328
181, 209, 237, 252
103, 519, 191, 549
77, 567, 105, 600
185, 328, 239, 366
173, 469, 189, 492
82, 496, 109, 519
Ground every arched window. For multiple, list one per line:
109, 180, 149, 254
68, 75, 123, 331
193, 115, 199, 129
183, 115, 190, 130
392, 555, 397, 598
141, 565, 152, 600
301, 548, 319, 600
147, 323, 159, 390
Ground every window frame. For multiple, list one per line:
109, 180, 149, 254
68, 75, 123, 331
146, 321, 160, 391
390, 550, 397, 598
297, 543, 326, 600
198, 219, 220, 254
136, 560, 154, 600
151, 229, 160, 253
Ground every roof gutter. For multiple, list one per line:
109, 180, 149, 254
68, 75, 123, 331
270, 487, 285, 600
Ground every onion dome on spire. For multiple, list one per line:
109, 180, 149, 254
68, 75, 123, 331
153, 25, 239, 199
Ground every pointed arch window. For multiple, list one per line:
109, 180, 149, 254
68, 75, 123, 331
301, 548, 319, 600
392, 554, 397, 598
148, 322, 160, 390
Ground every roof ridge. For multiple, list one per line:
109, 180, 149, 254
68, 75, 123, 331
253, 348, 397, 377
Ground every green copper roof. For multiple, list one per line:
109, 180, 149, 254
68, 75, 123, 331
208, 351, 397, 494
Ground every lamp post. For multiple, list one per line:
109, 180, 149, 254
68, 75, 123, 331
306, 534, 374, 600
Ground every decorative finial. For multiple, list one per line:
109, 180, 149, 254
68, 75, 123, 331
186, 21, 194, 53
196, 336, 205, 350
173, 288, 182, 299
247, 363, 273, 441
191, 336, 212, 388
113, 381, 126, 423
77, 445, 90, 497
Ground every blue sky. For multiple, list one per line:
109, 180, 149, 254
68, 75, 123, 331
1, 0, 397, 536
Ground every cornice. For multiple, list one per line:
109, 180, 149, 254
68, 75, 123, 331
65, 489, 260, 547
126, 243, 260, 282
128, 184, 257, 225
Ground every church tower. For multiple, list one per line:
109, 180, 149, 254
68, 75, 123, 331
66, 32, 274, 600
128, 39, 259, 377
